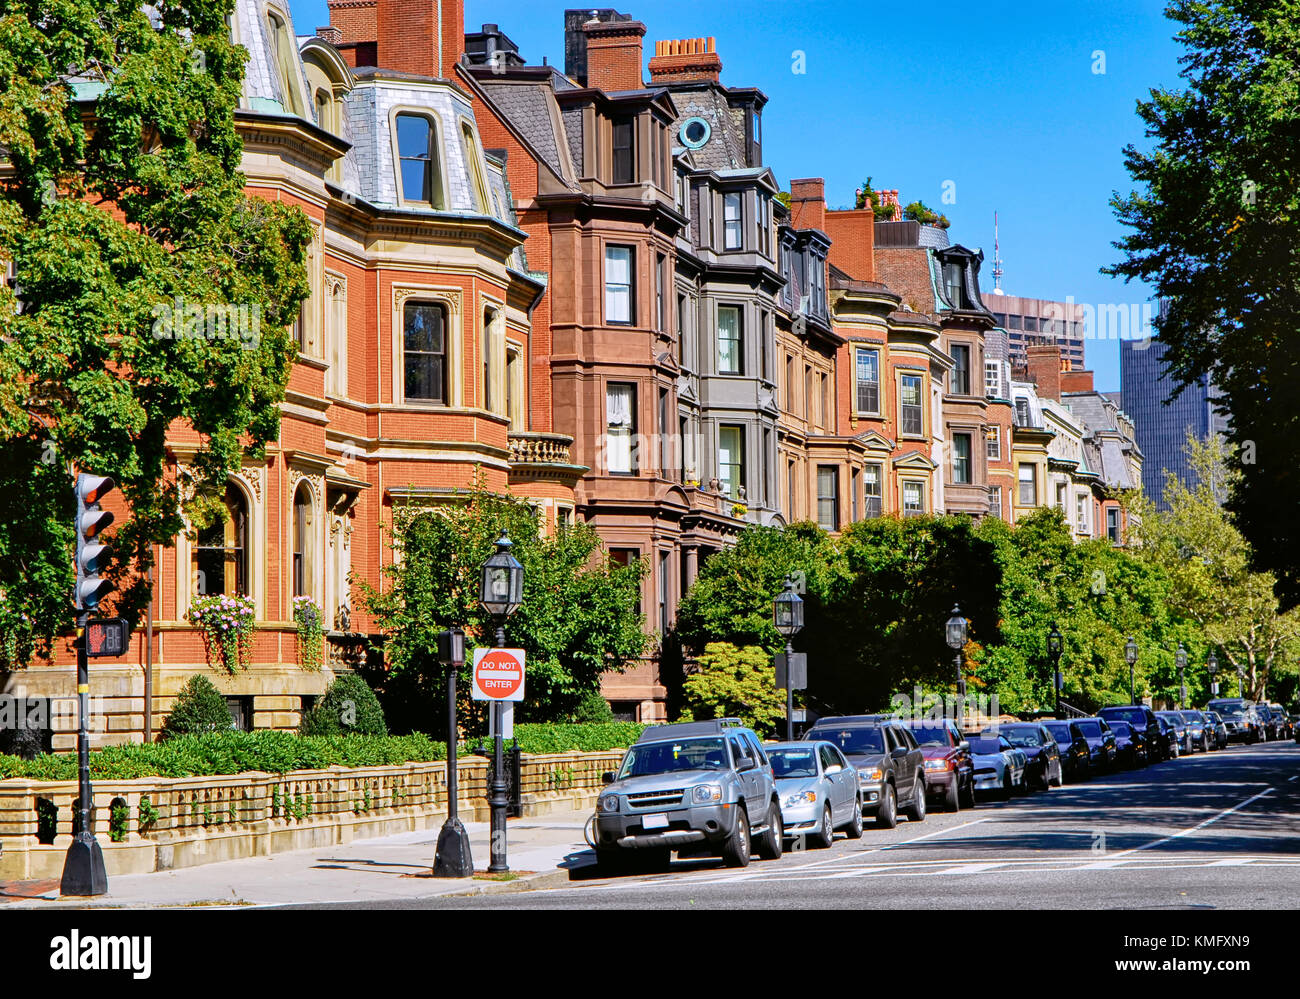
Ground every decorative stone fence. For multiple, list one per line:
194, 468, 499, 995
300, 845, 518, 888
0, 750, 624, 880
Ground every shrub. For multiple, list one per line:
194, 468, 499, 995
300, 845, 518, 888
299, 674, 388, 737
682, 642, 786, 738
569, 690, 615, 724
162, 675, 234, 738
506, 722, 645, 755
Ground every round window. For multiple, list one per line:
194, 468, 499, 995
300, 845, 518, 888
679, 116, 711, 149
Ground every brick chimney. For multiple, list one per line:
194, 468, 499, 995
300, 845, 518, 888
648, 38, 722, 83
370, 0, 465, 78
327, 0, 377, 47
315, 25, 343, 46
789, 178, 825, 232
1025, 345, 1065, 402
825, 208, 876, 282
583, 17, 646, 92
1061, 367, 1095, 394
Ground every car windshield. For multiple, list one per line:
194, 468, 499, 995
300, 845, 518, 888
618, 737, 729, 778
908, 726, 952, 747
999, 728, 1042, 747
1111, 722, 1131, 735
1211, 703, 1246, 718
1076, 721, 1102, 738
1182, 712, 1202, 723
813, 726, 885, 755
769, 749, 819, 779
1101, 707, 1146, 725
1045, 724, 1072, 743
968, 738, 1005, 754
1158, 713, 1183, 725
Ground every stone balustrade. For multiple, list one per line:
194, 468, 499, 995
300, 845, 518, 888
508, 432, 575, 465
0, 750, 624, 879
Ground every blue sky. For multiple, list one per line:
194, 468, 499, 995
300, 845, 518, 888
288, 0, 1185, 391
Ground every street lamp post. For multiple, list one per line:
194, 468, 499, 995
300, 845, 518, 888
1236, 665, 1244, 698
1047, 623, 1063, 717
1125, 636, 1139, 706
433, 627, 473, 877
773, 577, 805, 741
946, 605, 968, 730
1176, 643, 1188, 709
479, 533, 523, 875
1207, 651, 1219, 699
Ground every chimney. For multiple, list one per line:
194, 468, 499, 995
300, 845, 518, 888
315, 25, 343, 46
825, 207, 876, 282
327, 0, 377, 47
789, 178, 826, 232
648, 38, 722, 84
1061, 367, 1095, 394
374, 0, 465, 78
1025, 345, 1065, 402
583, 17, 645, 92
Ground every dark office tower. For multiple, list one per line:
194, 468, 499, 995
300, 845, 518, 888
1120, 338, 1228, 509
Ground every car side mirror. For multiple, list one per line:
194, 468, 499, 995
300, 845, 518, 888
890, 747, 908, 759
825, 764, 842, 776
601, 771, 616, 785
958, 741, 970, 752
737, 756, 755, 771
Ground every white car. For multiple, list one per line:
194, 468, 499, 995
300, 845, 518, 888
968, 734, 1027, 800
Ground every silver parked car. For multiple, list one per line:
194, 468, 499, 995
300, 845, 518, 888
768, 741, 864, 848
968, 734, 1027, 800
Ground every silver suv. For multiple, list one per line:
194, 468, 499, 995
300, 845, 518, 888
593, 718, 784, 871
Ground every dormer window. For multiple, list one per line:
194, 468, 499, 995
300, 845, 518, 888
612, 119, 634, 185
395, 113, 446, 209
460, 120, 489, 213
266, 9, 306, 118
944, 262, 964, 308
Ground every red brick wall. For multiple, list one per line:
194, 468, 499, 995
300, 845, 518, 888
825, 208, 875, 282
327, 0, 377, 44
647, 38, 721, 83
789, 178, 825, 232
584, 20, 646, 92
1060, 368, 1095, 393
874, 247, 936, 314
374, 0, 463, 78
1025, 345, 1064, 402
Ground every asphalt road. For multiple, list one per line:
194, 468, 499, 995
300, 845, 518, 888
313, 740, 1300, 909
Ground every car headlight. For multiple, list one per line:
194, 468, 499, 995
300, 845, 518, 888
692, 784, 722, 803
598, 794, 620, 812
858, 767, 883, 783
924, 758, 953, 772
783, 790, 817, 807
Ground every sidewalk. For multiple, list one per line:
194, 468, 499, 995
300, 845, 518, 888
0, 810, 597, 908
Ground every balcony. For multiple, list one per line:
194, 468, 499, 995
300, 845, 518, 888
508, 432, 587, 485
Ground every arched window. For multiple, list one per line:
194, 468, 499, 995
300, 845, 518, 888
395, 113, 446, 209
193, 484, 249, 597
404, 301, 448, 403
292, 483, 313, 598
314, 89, 331, 131
460, 120, 489, 213
266, 10, 306, 118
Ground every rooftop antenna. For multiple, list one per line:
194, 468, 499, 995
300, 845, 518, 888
991, 211, 1004, 295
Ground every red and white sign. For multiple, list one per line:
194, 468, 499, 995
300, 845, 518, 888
471, 648, 526, 701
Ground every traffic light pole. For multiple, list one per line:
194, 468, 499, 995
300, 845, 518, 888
61, 611, 107, 896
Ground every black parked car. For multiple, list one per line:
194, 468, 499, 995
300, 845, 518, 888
1206, 699, 1263, 744
1203, 711, 1229, 750
1155, 714, 1182, 758
1043, 720, 1091, 781
1108, 721, 1144, 768
1180, 710, 1212, 753
1253, 703, 1283, 742
805, 716, 927, 828
1156, 711, 1195, 755
1098, 705, 1165, 763
1074, 718, 1119, 772
996, 722, 1064, 789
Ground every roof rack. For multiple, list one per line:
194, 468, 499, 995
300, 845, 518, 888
634, 718, 745, 742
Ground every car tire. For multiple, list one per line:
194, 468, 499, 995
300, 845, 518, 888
1051, 762, 1064, 787
904, 776, 927, 822
998, 769, 1012, 801
756, 801, 784, 861
844, 796, 865, 838
959, 778, 976, 809
813, 803, 834, 849
876, 783, 898, 828
721, 807, 752, 868
943, 776, 961, 812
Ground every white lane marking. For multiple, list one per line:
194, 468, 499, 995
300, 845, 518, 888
937, 862, 1006, 874
1105, 786, 1276, 860
1208, 858, 1252, 866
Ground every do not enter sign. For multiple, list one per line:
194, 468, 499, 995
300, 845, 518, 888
471, 648, 526, 701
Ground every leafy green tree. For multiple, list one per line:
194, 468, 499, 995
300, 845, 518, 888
0, 0, 310, 657
361, 488, 646, 733
300, 674, 388, 737
1131, 434, 1300, 701
681, 643, 786, 737
1107, 0, 1300, 606
162, 675, 233, 738
903, 201, 950, 229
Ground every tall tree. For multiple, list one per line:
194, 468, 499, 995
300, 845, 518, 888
0, 0, 310, 661
1107, 0, 1300, 606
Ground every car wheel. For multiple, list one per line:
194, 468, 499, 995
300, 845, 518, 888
904, 776, 927, 822
844, 796, 865, 839
813, 803, 834, 849
756, 801, 784, 861
1051, 761, 1064, 787
876, 783, 898, 828
943, 776, 961, 812
959, 778, 976, 809
999, 769, 1012, 801
721, 807, 752, 868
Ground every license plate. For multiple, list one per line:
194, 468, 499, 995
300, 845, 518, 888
641, 813, 669, 830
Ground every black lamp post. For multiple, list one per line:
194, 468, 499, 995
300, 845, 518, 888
1206, 651, 1219, 698
1175, 643, 1188, 708
1125, 636, 1139, 706
773, 576, 805, 741
1047, 623, 1063, 717
479, 533, 523, 874
946, 605, 967, 730
433, 627, 473, 877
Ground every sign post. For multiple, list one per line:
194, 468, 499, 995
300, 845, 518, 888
471, 647, 525, 873
432, 628, 472, 878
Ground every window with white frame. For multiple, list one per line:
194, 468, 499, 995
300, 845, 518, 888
902, 480, 925, 518
900, 374, 924, 436
718, 426, 745, 500
606, 383, 636, 473
989, 484, 1002, 518
395, 113, 445, 208
605, 246, 634, 324
1018, 463, 1036, 506
985, 360, 1000, 398
1076, 493, 1088, 533
952, 433, 972, 484
717, 305, 742, 374
864, 463, 883, 518
723, 191, 742, 249
1107, 506, 1120, 543
987, 425, 1001, 460
855, 348, 880, 413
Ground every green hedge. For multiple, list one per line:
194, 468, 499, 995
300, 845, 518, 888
503, 722, 645, 755
0, 731, 446, 781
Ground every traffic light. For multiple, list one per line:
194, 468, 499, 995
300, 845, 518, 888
74, 473, 115, 612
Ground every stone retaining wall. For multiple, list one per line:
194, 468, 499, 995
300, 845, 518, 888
0, 750, 623, 880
